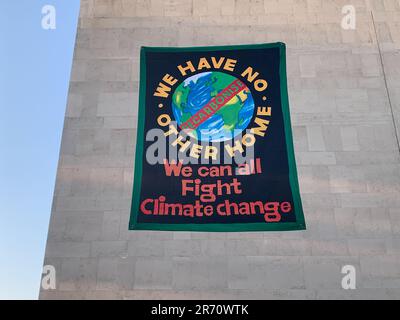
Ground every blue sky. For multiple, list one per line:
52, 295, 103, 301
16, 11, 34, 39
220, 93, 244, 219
0, 0, 80, 299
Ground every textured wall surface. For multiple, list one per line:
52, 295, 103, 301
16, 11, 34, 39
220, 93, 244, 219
40, 0, 400, 299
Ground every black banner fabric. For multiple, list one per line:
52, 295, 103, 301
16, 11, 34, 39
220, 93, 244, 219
129, 43, 305, 231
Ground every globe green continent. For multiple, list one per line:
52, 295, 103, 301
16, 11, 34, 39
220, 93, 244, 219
172, 71, 255, 142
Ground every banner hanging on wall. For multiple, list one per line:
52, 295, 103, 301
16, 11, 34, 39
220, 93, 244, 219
129, 42, 306, 232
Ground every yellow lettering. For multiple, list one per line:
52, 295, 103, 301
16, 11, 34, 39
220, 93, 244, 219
178, 61, 196, 76
224, 58, 237, 72
198, 58, 211, 70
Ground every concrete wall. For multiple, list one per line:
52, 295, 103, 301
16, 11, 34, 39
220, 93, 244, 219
40, 0, 400, 299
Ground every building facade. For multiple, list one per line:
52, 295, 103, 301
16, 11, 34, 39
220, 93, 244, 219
40, 0, 400, 299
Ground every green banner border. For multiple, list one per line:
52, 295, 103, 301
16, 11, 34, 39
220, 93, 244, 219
129, 42, 306, 232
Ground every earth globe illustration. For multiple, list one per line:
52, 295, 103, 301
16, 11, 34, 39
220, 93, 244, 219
171, 71, 255, 142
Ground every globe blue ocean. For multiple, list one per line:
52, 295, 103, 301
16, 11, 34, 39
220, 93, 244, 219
172, 72, 255, 142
